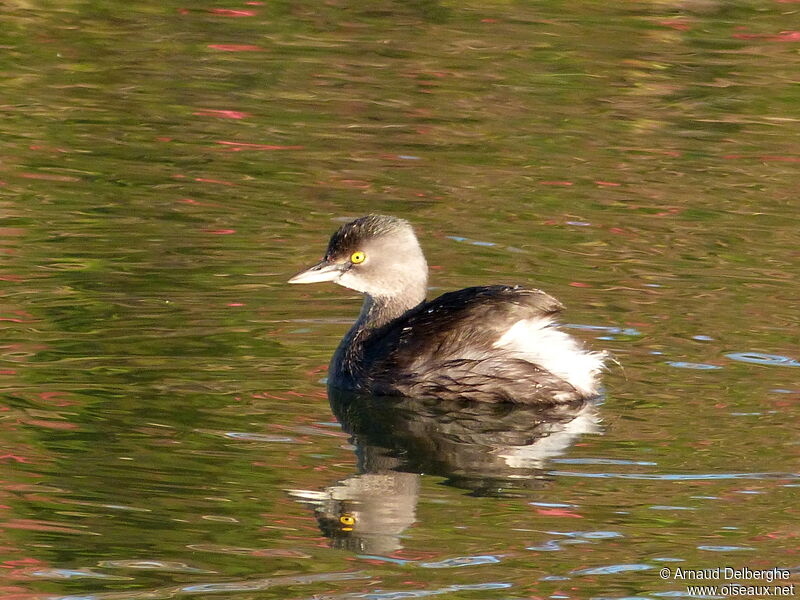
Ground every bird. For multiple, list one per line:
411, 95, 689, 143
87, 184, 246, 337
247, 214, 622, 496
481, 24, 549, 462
289, 215, 606, 404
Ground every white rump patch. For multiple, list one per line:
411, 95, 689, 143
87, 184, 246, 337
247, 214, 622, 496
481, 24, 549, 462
493, 317, 605, 396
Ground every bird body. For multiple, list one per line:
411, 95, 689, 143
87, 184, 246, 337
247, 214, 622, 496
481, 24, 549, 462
290, 215, 605, 404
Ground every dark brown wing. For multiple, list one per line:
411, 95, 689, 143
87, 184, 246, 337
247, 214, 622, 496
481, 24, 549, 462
366, 285, 563, 365
378, 355, 584, 404
359, 286, 581, 404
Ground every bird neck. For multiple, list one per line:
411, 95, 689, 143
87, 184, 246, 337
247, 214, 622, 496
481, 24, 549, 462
329, 289, 426, 388
356, 288, 425, 331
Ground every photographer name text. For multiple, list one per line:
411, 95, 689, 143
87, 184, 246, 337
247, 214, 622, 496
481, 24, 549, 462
662, 567, 790, 583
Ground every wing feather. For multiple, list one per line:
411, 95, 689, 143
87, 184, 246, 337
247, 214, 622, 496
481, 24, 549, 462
358, 286, 586, 403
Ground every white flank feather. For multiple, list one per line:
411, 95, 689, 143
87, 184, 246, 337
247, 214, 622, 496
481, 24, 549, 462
493, 318, 605, 396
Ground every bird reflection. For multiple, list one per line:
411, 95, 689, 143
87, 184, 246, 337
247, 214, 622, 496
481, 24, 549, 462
287, 390, 601, 553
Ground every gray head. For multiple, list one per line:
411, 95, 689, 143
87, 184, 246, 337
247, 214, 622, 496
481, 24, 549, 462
289, 215, 429, 304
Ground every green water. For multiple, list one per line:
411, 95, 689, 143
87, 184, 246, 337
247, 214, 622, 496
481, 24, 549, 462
1, 1, 798, 598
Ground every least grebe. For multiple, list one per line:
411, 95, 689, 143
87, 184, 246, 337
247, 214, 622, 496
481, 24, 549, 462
289, 215, 605, 404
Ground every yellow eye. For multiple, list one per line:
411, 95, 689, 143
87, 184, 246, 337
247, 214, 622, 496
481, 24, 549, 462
350, 251, 366, 264
339, 514, 355, 527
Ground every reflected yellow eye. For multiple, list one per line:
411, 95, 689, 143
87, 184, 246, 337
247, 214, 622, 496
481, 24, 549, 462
339, 514, 356, 528
350, 251, 366, 264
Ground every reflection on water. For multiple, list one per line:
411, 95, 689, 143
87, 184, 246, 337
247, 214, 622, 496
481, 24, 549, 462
330, 389, 602, 494
289, 389, 601, 553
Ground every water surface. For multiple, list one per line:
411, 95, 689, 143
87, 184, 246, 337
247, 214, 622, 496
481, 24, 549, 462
1, 1, 798, 599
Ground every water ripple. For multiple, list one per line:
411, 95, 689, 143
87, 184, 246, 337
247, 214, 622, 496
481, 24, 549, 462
549, 470, 799, 481
547, 530, 624, 539
446, 235, 496, 247
419, 555, 501, 568
98, 560, 214, 573
362, 582, 512, 599
223, 432, 306, 443
52, 571, 370, 600
666, 361, 723, 370
571, 563, 653, 575
357, 555, 411, 565
31, 568, 131, 580
564, 324, 642, 337
526, 540, 565, 551
725, 351, 800, 367
527, 531, 623, 551
187, 544, 310, 558
551, 458, 657, 466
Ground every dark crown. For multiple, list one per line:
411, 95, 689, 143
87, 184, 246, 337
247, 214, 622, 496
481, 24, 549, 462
326, 215, 411, 258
